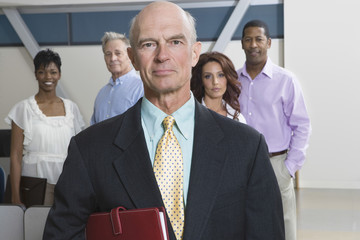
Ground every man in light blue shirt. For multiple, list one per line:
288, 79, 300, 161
90, 32, 143, 125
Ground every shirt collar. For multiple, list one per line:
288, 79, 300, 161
262, 57, 273, 79
241, 57, 273, 79
108, 68, 136, 86
141, 92, 195, 140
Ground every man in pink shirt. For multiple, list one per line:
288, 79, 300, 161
237, 20, 311, 240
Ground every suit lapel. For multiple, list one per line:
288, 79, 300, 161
112, 102, 164, 209
183, 102, 227, 240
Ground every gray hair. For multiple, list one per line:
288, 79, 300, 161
101, 32, 130, 53
129, 8, 197, 48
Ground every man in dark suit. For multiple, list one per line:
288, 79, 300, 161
43, 2, 284, 239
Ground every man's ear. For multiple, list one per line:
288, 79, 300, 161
127, 47, 139, 70
191, 41, 202, 67
267, 37, 272, 49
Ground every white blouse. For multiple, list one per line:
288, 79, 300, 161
5, 95, 85, 184
201, 98, 247, 124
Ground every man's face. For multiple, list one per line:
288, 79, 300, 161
128, 3, 201, 97
104, 39, 132, 79
241, 26, 271, 67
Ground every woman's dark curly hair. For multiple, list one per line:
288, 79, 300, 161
191, 51, 241, 120
33, 49, 62, 73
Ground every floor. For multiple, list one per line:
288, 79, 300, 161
296, 188, 360, 240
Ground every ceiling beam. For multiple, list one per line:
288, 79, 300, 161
211, 0, 251, 52
3, 7, 39, 57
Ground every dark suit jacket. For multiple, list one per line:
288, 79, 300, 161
43, 99, 284, 240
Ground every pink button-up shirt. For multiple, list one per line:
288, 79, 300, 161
238, 58, 311, 177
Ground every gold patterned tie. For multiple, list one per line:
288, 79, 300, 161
154, 115, 185, 240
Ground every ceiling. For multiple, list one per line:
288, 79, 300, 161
0, 0, 238, 14
0, 0, 237, 8
0, 0, 152, 7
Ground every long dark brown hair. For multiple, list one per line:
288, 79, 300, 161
191, 51, 241, 120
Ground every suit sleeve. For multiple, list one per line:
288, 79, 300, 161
245, 134, 285, 240
43, 137, 96, 240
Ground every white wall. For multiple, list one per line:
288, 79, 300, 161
285, 0, 360, 189
0, 47, 37, 128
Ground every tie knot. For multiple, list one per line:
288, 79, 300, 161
163, 115, 175, 130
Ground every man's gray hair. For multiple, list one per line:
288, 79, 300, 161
101, 32, 130, 53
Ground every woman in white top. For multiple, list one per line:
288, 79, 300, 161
5, 49, 85, 206
191, 52, 246, 123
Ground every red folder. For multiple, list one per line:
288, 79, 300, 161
86, 206, 169, 240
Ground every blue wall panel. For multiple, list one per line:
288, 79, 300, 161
189, 4, 283, 40
188, 7, 234, 41
0, 4, 283, 46
233, 4, 284, 39
23, 13, 69, 44
0, 15, 22, 45
71, 11, 138, 44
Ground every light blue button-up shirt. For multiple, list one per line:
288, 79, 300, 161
90, 69, 144, 125
141, 93, 195, 205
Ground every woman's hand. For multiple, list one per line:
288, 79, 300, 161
9, 121, 25, 209
11, 195, 25, 208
